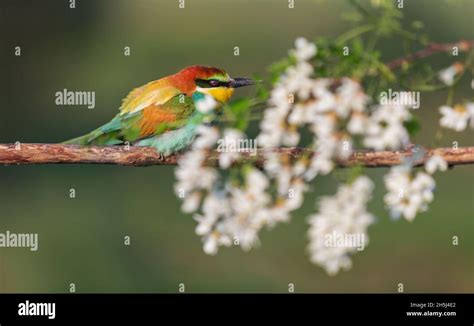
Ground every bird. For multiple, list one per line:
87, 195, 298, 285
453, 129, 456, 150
63, 65, 254, 156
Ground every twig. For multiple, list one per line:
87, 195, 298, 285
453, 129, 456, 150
0, 143, 473, 168
386, 40, 474, 70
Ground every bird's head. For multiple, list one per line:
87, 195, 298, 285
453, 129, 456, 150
173, 65, 254, 103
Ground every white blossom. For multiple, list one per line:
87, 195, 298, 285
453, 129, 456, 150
285, 179, 307, 211
425, 155, 448, 174
193, 125, 219, 149
196, 94, 218, 113
307, 176, 375, 275
189, 166, 277, 255
283, 62, 314, 95
217, 128, 245, 168
291, 37, 317, 62
173, 36, 444, 274
175, 150, 217, 194
438, 63, 463, 86
347, 112, 368, 134
175, 126, 219, 211
364, 104, 411, 150
203, 232, 232, 255
182, 192, 202, 213
335, 78, 369, 117
384, 166, 435, 221
439, 104, 474, 131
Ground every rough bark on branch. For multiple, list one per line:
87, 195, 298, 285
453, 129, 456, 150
0, 144, 473, 168
386, 40, 474, 70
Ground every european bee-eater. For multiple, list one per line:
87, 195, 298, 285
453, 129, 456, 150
64, 65, 254, 155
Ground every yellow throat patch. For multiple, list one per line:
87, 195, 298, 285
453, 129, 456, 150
197, 86, 235, 103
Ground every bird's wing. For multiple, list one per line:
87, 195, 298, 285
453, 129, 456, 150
119, 93, 197, 142
119, 79, 181, 115
64, 83, 195, 146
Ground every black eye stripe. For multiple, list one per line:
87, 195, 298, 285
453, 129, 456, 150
195, 79, 229, 88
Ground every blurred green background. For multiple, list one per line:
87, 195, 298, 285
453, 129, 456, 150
0, 0, 473, 293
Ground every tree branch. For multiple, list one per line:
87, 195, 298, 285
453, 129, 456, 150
0, 143, 473, 168
386, 40, 474, 70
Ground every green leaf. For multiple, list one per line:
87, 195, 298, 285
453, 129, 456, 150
225, 98, 253, 131
404, 116, 421, 137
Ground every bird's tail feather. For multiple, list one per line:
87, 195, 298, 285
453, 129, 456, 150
62, 115, 123, 145
62, 128, 105, 145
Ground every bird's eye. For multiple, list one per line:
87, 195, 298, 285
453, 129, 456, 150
208, 79, 219, 87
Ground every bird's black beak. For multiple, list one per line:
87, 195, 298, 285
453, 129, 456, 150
229, 77, 254, 88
